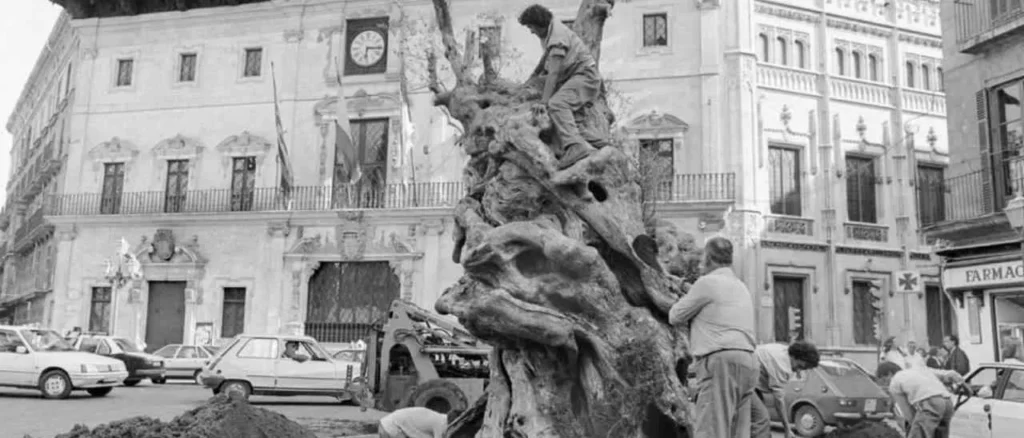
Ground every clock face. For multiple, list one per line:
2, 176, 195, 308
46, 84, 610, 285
349, 30, 386, 67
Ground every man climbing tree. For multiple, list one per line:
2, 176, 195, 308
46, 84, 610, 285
519, 4, 603, 169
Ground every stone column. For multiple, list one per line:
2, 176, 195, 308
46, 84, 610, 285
419, 219, 447, 308
266, 222, 290, 333
52, 226, 78, 332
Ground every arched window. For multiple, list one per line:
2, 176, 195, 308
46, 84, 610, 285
758, 33, 770, 62
852, 51, 863, 79
921, 64, 932, 90
936, 67, 944, 91
868, 54, 880, 82
776, 36, 788, 65
906, 61, 916, 88
794, 40, 807, 69
835, 48, 846, 76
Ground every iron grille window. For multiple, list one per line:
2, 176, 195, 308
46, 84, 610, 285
89, 287, 112, 334
221, 288, 246, 338
243, 48, 262, 77
642, 13, 668, 47
116, 59, 133, 87
179, 53, 197, 82
335, 119, 389, 208
846, 155, 878, 223
100, 163, 125, 215
768, 146, 802, 216
230, 156, 257, 212
165, 160, 189, 213
917, 165, 946, 227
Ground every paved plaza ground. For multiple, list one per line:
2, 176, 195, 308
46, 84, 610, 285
1, 380, 384, 438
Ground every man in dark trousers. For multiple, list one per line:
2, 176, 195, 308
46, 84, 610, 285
943, 335, 970, 376
518, 4, 602, 169
877, 361, 964, 438
665, 237, 757, 438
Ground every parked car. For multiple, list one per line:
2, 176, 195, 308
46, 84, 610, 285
949, 361, 1024, 437
198, 334, 361, 402
72, 334, 166, 386
152, 344, 218, 384
0, 325, 128, 399
761, 356, 893, 437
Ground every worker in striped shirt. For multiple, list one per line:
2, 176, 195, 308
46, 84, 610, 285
750, 341, 821, 438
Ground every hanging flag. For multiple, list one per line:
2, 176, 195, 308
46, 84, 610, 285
270, 63, 295, 207
334, 119, 360, 184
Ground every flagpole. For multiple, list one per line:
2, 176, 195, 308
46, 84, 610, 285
271, 62, 283, 210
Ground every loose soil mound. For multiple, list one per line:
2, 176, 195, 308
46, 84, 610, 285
54, 394, 317, 438
821, 421, 903, 438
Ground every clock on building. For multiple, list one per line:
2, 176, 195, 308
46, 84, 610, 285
344, 17, 389, 75
349, 29, 386, 67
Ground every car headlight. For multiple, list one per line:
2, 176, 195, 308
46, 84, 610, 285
80, 364, 111, 373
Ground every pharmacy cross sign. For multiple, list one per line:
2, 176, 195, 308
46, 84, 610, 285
895, 270, 921, 293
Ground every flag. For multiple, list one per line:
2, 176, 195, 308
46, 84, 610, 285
334, 63, 361, 185
270, 63, 295, 206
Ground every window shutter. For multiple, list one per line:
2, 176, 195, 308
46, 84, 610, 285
976, 89, 994, 213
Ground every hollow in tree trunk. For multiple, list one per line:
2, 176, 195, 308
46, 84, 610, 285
427, 1, 693, 437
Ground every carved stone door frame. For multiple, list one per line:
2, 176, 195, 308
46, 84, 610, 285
130, 235, 207, 349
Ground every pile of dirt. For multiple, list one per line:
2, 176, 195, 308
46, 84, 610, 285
53, 393, 317, 438
821, 421, 903, 438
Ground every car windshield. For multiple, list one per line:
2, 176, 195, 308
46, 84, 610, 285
817, 359, 883, 396
19, 329, 74, 352
113, 337, 142, 353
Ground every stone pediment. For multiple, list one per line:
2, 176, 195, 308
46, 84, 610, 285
285, 224, 422, 261
88, 137, 139, 163
625, 110, 689, 134
215, 131, 272, 158
153, 134, 203, 160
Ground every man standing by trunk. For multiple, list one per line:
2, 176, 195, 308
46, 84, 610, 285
943, 335, 970, 376
666, 237, 757, 438
750, 341, 821, 438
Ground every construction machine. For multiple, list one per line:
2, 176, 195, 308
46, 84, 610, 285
360, 300, 491, 414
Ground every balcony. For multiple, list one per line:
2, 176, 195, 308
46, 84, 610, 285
829, 77, 892, 108
902, 89, 947, 116
756, 64, 819, 96
11, 139, 63, 204
955, 0, 1024, 54
844, 222, 889, 243
13, 207, 52, 251
47, 173, 735, 217
765, 215, 814, 236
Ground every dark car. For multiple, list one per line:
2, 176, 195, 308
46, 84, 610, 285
762, 357, 893, 436
73, 335, 167, 386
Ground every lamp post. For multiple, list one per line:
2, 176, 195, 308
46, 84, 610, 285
103, 238, 143, 335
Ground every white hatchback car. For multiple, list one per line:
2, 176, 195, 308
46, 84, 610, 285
198, 334, 363, 402
0, 325, 128, 399
950, 362, 1024, 437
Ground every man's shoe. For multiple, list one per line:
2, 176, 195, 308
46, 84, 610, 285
558, 142, 596, 170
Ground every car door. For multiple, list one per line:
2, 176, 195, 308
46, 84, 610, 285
990, 369, 1024, 438
153, 345, 183, 377
0, 329, 36, 386
950, 366, 1000, 438
232, 338, 278, 390
274, 340, 340, 392
176, 346, 207, 375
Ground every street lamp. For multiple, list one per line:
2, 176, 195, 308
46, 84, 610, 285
103, 238, 143, 335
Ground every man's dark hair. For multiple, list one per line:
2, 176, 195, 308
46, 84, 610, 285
704, 237, 733, 265
518, 4, 553, 28
947, 335, 960, 346
788, 341, 820, 368
928, 346, 941, 356
876, 361, 902, 380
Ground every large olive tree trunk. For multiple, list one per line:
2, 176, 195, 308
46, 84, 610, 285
428, 1, 692, 436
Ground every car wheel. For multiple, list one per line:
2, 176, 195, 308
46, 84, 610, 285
193, 371, 203, 386
123, 379, 141, 387
402, 379, 468, 414
87, 387, 113, 397
39, 370, 73, 400
220, 380, 251, 401
792, 405, 826, 437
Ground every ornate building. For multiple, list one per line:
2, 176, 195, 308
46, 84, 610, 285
1, 1, 944, 362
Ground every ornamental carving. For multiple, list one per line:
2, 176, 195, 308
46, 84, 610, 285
88, 137, 139, 164
765, 216, 813, 236
134, 230, 206, 264
153, 134, 203, 160
844, 223, 889, 243
624, 110, 689, 136
215, 131, 272, 164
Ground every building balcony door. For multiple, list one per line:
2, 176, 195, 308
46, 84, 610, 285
773, 276, 806, 342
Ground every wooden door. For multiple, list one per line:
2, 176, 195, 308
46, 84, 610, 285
926, 285, 955, 347
773, 276, 806, 342
145, 281, 186, 353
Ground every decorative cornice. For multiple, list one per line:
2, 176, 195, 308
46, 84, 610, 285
755, 3, 821, 24
215, 131, 272, 157
826, 18, 893, 38
836, 246, 903, 258
153, 134, 204, 160
898, 33, 943, 49
761, 240, 829, 252
88, 137, 140, 163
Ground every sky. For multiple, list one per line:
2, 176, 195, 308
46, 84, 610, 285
0, 2, 63, 206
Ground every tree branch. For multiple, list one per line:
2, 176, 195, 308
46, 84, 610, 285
573, 0, 616, 63
430, 0, 469, 87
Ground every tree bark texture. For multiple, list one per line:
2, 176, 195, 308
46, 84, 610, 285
428, 1, 694, 437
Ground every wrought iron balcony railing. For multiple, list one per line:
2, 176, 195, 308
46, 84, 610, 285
46, 173, 736, 217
